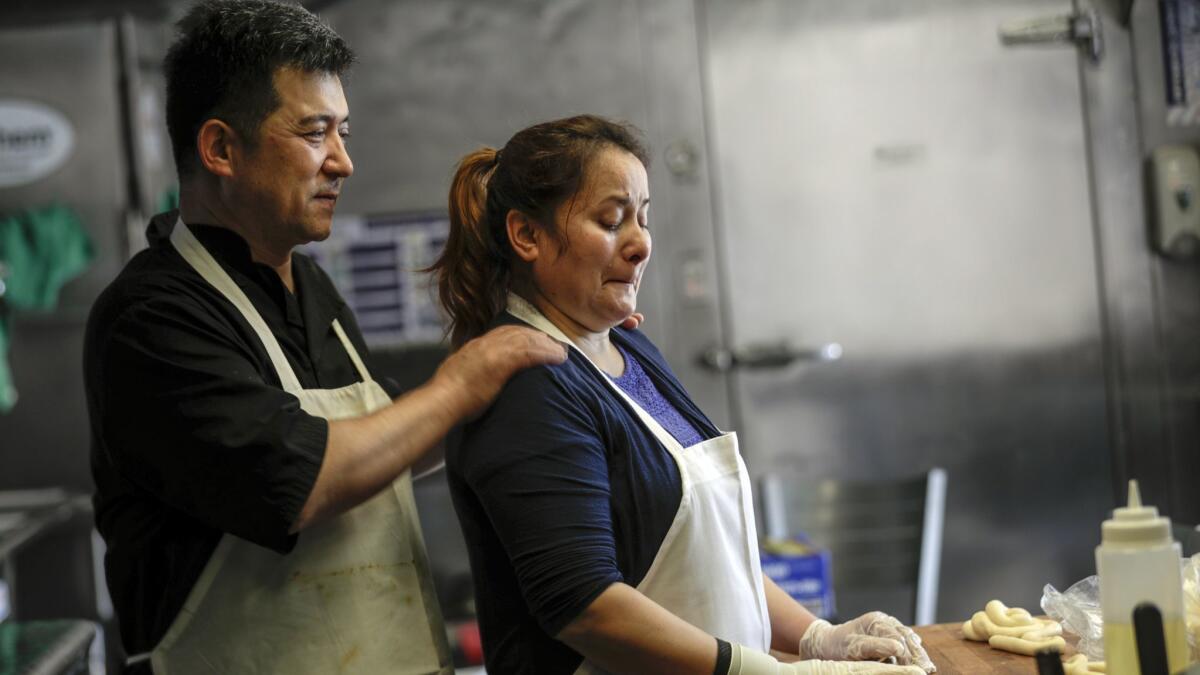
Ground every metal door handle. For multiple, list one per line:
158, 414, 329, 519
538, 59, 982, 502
697, 341, 843, 373
998, 8, 1102, 63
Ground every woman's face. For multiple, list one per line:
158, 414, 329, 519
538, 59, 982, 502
530, 147, 651, 334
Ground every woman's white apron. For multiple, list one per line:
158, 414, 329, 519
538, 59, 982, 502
504, 294, 770, 675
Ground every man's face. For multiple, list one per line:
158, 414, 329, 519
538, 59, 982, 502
230, 67, 352, 252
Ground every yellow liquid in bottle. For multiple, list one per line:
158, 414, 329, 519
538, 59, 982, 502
1103, 618, 1190, 675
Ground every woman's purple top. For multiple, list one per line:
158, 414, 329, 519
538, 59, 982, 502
609, 345, 704, 447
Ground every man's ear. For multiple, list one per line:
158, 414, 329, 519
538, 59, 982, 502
506, 210, 541, 263
196, 119, 238, 178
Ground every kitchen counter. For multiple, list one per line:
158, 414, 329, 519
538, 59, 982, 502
915, 622, 1077, 674
457, 622, 1080, 674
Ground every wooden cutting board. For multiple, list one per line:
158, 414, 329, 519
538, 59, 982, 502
914, 622, 1078, 674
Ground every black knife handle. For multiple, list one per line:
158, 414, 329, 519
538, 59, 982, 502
1035, 647, 1065, 675
1133, 602, 1169, 675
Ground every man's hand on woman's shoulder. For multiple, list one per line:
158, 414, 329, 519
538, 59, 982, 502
432, 325, 568, 421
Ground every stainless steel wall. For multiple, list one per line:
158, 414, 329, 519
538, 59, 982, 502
695, 0, 1113, 623
318, 0, 1122, 625
1, 0, 1196, 637
324, 0, 1196, 625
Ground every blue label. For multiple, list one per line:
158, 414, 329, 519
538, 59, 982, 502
761, 549, 836, 620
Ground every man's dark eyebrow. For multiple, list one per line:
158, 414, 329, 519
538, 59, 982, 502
298, 114, 350, 126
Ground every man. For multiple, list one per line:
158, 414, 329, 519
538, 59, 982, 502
84, 1, 564, 672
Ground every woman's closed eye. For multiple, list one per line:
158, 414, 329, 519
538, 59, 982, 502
598, 212, 623, 230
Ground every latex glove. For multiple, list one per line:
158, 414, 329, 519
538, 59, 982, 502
798, 613, 936, 674
730, 643, 927, 675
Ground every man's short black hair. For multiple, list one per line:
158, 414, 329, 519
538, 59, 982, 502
164, 0, 355, 178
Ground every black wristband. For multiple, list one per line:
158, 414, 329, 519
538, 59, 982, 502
713, 637, 733, 675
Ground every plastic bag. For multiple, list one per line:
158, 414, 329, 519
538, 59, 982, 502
1042, 575, 1104, 660
1043, 555, 1200, 662
1185, 554, 1200, 661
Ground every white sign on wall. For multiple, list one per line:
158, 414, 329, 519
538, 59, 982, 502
0, 99, 75, 188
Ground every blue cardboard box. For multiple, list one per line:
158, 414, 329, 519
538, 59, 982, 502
760, 539, 835, 620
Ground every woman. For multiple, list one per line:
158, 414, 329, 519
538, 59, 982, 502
431, 115, 935, 675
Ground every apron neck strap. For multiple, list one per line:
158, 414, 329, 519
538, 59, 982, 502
170, 218, 304, 393
505, 293, 573, 344
331, 319, 372, 383
504, 293, 684, 453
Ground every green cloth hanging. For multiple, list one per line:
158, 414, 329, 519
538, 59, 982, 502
0, 324, 11, 414
158, 186, 179, 214
0, 204, 94, 412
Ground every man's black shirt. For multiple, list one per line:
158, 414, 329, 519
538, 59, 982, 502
85, 211, 400, 661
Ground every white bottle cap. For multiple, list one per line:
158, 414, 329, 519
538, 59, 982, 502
1102, 480, 1172, 546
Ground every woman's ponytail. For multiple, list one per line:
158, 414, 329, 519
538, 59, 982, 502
431, 147, 508, 348
431, 115, 649, 349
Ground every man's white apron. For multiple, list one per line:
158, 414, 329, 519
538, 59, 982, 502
504, 294, 771, 675
128, 220, 453, 674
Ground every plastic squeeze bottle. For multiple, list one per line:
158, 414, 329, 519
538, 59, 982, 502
1096, 480, 1189, 674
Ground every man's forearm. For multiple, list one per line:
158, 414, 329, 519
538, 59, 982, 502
291, 376, 468, 532
289, 323, 566, 531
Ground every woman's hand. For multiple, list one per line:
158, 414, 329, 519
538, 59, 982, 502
733, 643, 927, 674
786, 664, 928, 675
797, 613, 935, 673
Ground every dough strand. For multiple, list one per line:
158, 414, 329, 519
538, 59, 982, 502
959, 599, 1103, 672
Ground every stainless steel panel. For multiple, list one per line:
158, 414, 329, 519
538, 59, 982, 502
1125, 0, 1200, 526
326, 0, 651, 212
1079, 0, 1172, 512
628, 0, 736, 428
0, 22, 125, 491
699, 0, 1113, 622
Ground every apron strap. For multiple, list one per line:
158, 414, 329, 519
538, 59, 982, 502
504, 293, 685, 455
331, 319, 372, 383
169, 218, 304, 393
